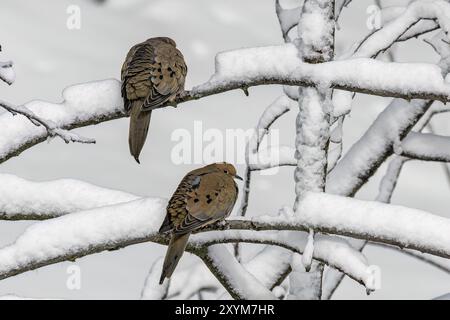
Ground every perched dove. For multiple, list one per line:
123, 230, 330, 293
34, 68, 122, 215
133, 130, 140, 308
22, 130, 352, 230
158, 163, 242, 284
121, 37, 187, 163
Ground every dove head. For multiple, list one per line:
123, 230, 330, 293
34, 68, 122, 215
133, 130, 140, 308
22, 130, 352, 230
211, 163, 243, 180
154, 37, 177, 47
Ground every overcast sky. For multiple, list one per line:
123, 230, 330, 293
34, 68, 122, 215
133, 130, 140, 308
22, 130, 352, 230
0, 0, 449, 299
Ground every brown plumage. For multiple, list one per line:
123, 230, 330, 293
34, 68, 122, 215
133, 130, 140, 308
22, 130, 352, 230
158, 163, 242, 284
121, 37, 187, 163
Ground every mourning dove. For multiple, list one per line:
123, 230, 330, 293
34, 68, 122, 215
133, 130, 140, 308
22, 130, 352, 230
158, 163, 242, 284
121, 37, 187, 163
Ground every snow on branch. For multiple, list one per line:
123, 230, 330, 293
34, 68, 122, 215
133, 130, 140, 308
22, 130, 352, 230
0, 174, 138, 220
327, 99, 434, 196
400, 132, 450, 162
194, 44, 450, 104
242, 96, 297, 172
0, 193, 375, 293
141, 257, 169, 300
193, 229, 374, 290
163, 263, 221, 300
0, 198, 168, 281
345, 0, 450, 59
295, 192, 450, 259
3, 47, 450, 165
275, 0, 302, 41
0, 79, 125, 164
239, 95, 295, 219
0, 173, 374, 293
0, 99, 95, 145
162, 247, 293, 300
196, 244, 276, 300
0, 60, 15, 85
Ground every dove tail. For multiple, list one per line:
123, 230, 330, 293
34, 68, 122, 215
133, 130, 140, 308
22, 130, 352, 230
129, 102, 152, 164
159, 233, 190, 285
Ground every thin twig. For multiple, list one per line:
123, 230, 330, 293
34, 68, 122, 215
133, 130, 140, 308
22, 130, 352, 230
0, 99, 95, 144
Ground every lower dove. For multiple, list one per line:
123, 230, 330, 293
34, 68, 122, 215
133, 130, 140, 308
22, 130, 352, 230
158, 163, 242, 284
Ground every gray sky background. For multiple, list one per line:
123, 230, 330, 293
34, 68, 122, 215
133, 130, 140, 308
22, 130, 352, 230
0, 0, 449, 299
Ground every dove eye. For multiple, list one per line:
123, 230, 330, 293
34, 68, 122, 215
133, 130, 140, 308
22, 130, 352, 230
223, 170, 228, 174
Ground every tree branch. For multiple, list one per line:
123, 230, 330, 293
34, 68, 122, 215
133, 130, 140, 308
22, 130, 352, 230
400, 132, 450, 162
0, 99, 95, 144
0, 60, 14, 85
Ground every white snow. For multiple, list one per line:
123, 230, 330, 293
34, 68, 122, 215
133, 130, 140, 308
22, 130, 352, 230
301, 230, 314, 271
295, 192, 450, 258
165, 262, 221, 300
327, 99, 431, 196
243, 246, 292, 289
0, 61, 15, 85
341, 0, 450, 59
0, 197, 166, 278
0, 79, 123, 162
332, 90, 352, 117
195, 43, 450, 102
246, 95, 296, 171
401, 132, 450, 162
0, 174, 139, 219
141, 257, 169, 300
204, 245, 276, 299
275, 0, 302, 41
0, 186, 375, 294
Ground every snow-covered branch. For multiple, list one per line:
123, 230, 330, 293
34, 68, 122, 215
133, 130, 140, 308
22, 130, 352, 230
275, 0, 302, 41
400, 132, 450, 162
194, 229, 374, 290
0, 60, 15, 85
327, 99, 433, 196
195, 45, 450, 104
0, 174, 138, 220
344, 0, 450, 59
295, 192, 450, 260
141, 258, 169, 300
196, 245, 276, 300
0, 79, 125, 164
3, 46, 450, 165
0, 99, 95, 145
0, 188, 375, 293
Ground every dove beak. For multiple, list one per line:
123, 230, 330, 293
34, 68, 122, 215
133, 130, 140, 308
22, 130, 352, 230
234, 174, 243, 181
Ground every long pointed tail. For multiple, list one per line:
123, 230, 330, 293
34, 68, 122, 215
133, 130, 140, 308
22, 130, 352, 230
159, 233, 190, 285
128, 102, 152, 164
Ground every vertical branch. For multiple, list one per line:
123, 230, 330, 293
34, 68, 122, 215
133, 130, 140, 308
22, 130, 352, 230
291, 0, 335, 298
